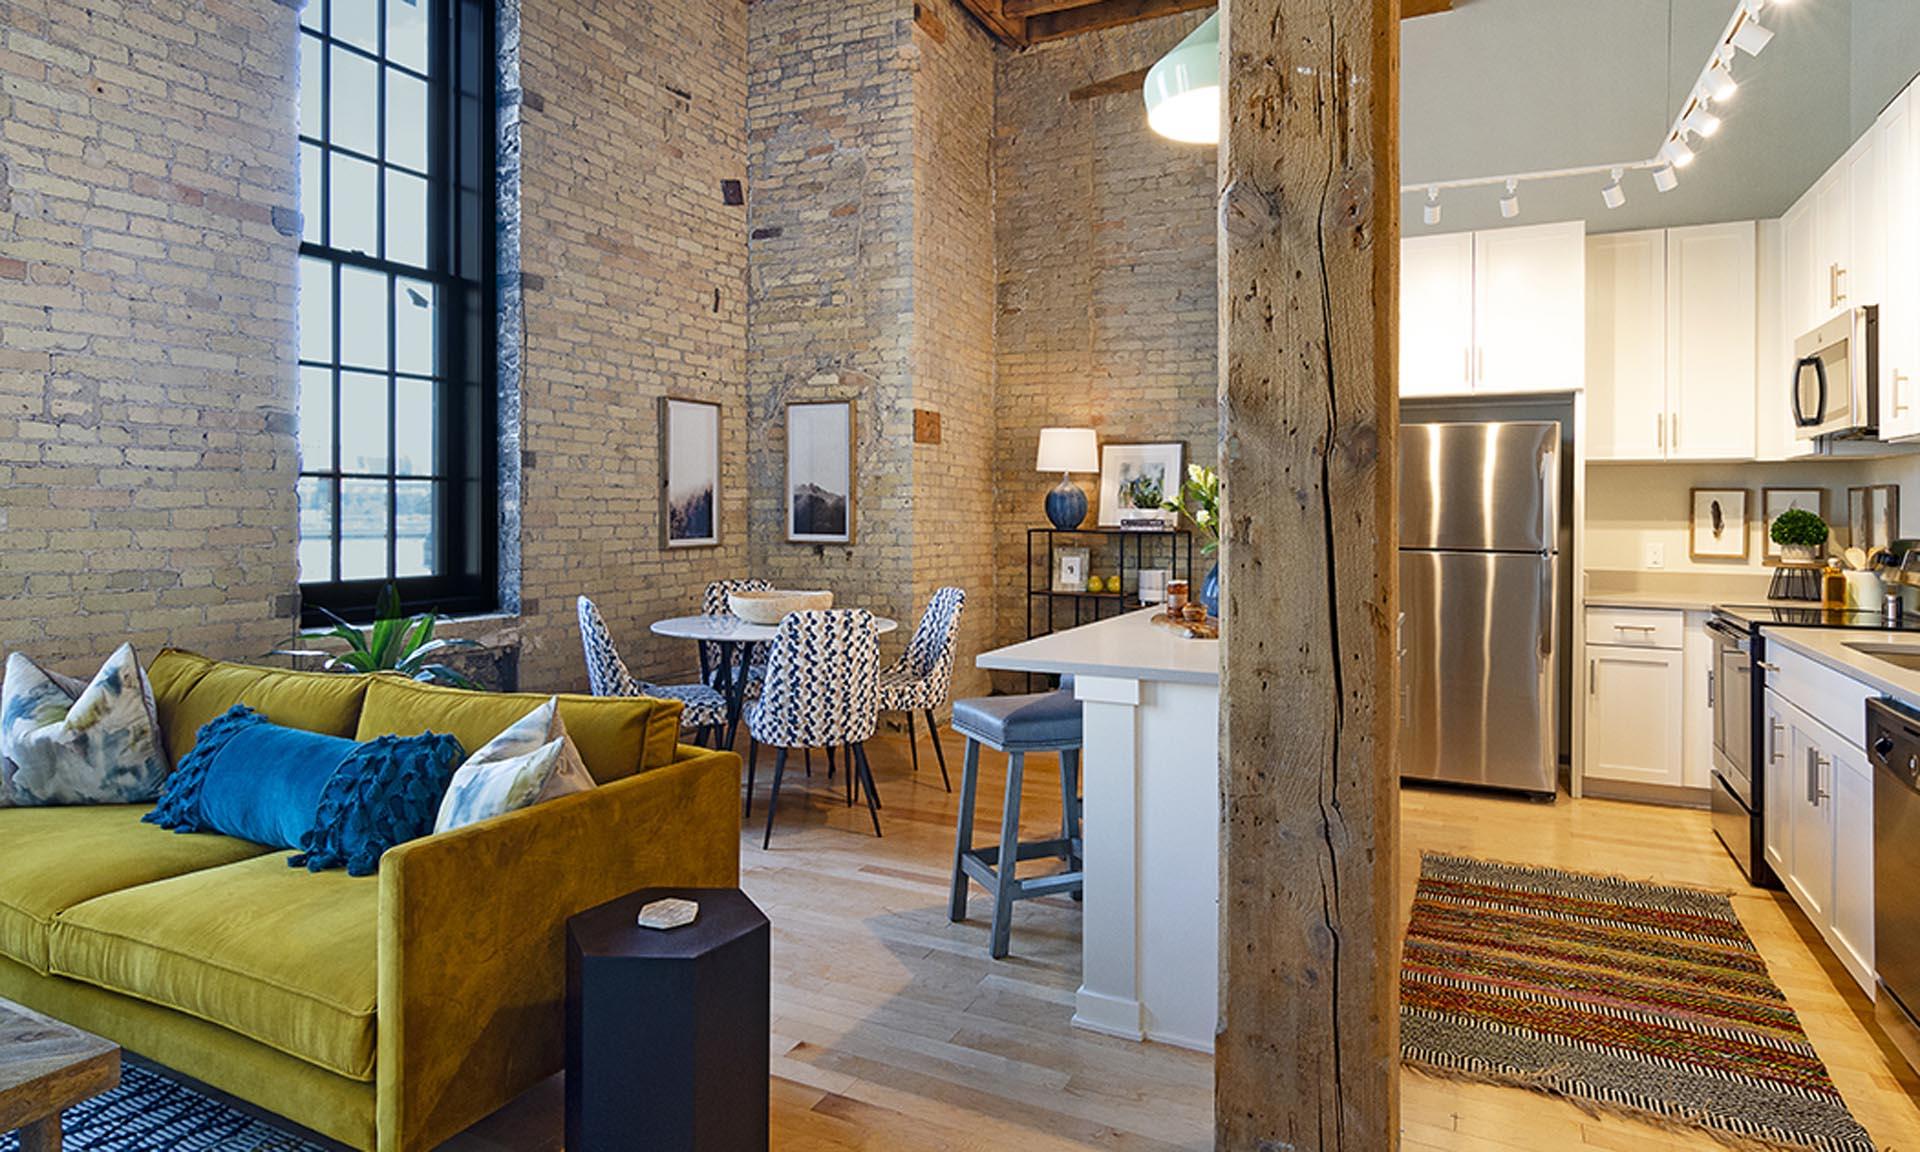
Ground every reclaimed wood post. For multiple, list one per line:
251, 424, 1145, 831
1214, 0, 1401, 1148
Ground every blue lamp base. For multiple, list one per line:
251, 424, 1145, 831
1045, 476, 1088, 530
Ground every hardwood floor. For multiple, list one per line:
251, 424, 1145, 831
450, 730, 1920, 1151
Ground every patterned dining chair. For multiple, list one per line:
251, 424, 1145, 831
877, 586, 964, 792
576, 596, 729, 746
745, 609, 881, 848
701, 578, 773, 692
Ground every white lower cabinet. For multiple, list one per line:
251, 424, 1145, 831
1586, 644, 1685, 788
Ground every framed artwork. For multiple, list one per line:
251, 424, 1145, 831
1053, 546, 1091, 593
659, 397, 720, 549
1097, 442, 1185, 528
1689, 488, 1749, 561
1761, 488, 1826, 565
1848, 484, 1902, 555
787, 400, 856, 544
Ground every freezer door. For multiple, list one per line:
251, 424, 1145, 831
1399, 549, 1558, 794
1399, 421, 1559, 552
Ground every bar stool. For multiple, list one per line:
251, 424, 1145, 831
949, 689, 1083, 959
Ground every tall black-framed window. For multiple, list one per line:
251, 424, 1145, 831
296, 0, 497, 624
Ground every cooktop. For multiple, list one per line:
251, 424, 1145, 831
1712, 602, 1920, 631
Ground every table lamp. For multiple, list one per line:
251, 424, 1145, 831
1036, 427, 1099, 530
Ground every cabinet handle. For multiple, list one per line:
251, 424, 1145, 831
1756, 661, 1780, 673
1613, 624, 1657, 633
1769, 719, 1784, 763
1707, 667, 1716, 708
1463, 347, 1471, 387
1476, 346, 1485, 384
1838, 265, 1849, 305
1807, 747, 1819, 805
1588, 658, 1596, 695
1815, 753, 1831, 804
1898, 371, 1910, 417
1657, 413, 1665, 451
1830, 263, 1842, 308
1671, 412, 1679, 450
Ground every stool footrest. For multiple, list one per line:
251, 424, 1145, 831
963, 837, 1076, 868
958, 852, 1083, 900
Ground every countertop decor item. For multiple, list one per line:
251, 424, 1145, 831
727, 589, 833, 625
1037, 427, 1099, 531
1402, 853, 1875, 1152
1764, 495, 1828, 566
1164, 464, 1221, 615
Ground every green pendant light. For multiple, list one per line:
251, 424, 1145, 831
1143, 11, 1220, 145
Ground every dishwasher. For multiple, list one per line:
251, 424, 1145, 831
1869, 697, 1920, 1076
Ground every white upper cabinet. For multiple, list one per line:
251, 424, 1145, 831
1474, 222, 1586, 394
1816, 162, 1854, 315
1585, 230, 1667, 459
1784, 194, 1819, 341
1848, 128, 1886, 311
1401, 233, 1476, 397
1667, 222, 1757, 460
1881, 88, 1920, 441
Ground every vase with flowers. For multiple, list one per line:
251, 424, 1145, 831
1164, 464, 1221, 617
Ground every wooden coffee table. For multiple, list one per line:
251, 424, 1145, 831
0, 999, 119, 1152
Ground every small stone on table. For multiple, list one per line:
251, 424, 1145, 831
637, 897, 699, 930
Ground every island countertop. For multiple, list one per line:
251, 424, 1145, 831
977, 607, 1220, 686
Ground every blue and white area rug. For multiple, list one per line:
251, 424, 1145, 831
0, 1062, 334, 1152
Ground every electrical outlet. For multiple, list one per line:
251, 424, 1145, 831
1645, 542, 1666, 569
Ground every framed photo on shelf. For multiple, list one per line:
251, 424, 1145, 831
1761, 487, 1825, 565
1097, 442, 1185, 528
787, 400, 856, 544
1689, 488, 1749, 561
1053, 546, 1090, 593
659, 397, 720, 549
1848, 484, 1902, 554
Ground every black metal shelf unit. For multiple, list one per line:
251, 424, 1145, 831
1025, 527, 1193, 641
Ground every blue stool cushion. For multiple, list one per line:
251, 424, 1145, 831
951, 691, 1083, 752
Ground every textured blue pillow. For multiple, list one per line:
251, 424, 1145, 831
145, 706, 356, 850
290, 731, 467, 877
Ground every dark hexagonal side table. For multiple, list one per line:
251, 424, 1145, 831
566, 887, 770, 1152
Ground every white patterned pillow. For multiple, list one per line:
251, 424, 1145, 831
1, 644, 170, 807
433, 696, 594, 833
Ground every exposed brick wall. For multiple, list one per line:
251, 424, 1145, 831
991, 13, 1217, 674
515, 0, 750, 691
0, 0, 303, 677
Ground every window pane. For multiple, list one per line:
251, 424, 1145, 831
395, 480, 436, 576
329, 47, 379, 156
340, 479, 390, 580
328, 152, 379, 256
339, 371, 391, 473
333, 0, 378, 53
299, 34, 324, 140
298, 477, 334, 582
393, 278, 435, 376
388, 0, 429, 73
300, 143, 323, 245
338, 266, 390, 369
298, 365, 334, 469
298, 256, 333, 363
394, 378, 436, 476
384, 170, 427, 267
301, 0, 325, 33
386, 69, 427, 172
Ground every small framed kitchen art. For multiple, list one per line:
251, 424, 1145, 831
659, 397, 721, 549
1689, 488, 1749, 562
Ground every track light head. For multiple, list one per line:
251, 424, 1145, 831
1424, 186, 1441, 226
1707, 55, 1739, 102
1685, 100, 1723, 139
1662, 136, 1697, 168
1499, 178, 1519, 219
1601, 168, 1626, 210
1730, 12, 1774, 56
1653, 164, 1680, 193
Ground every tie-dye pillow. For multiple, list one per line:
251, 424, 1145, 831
1, 644, 170, 807
433, 696, 595, 834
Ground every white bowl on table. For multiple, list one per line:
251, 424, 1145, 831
728, 589, 833, 625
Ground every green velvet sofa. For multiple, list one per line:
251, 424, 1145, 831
0, 649, 743, 1152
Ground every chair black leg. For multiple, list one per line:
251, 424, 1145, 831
924, 709, 950, 792
744, 737, 760, 819
762, 747, 789, 850
842, 745, 853, 807
906, 710, 920, 774
852, 743, 882, 837
826, 745, 837, 782
804, 747, 812, 778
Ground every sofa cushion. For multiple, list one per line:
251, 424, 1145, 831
354, 675, 681, 784
50, 853, 379, 1082
0, 805, 271, 974
147, 649, 372, 763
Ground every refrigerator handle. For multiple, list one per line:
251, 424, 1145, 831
1539, 555, 1555, 659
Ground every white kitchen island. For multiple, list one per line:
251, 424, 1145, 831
976, 608, 1221, 1052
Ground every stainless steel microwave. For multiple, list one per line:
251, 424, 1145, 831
1793, 305, 1879, 440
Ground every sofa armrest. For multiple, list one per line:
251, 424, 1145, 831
375, 748, 741, 1152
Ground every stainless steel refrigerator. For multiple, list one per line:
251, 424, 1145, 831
1398, 421, 1561, 797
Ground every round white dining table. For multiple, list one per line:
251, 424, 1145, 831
649, 613, 898, 745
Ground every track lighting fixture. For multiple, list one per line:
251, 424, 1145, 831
1662, 136, 1697, 168
1601, 169, 1626, 210
1730, 10, 1774, 56
1684, 99, 1723, 139
1423, 186, 1441, 226
1652, 164, 1679, 193
1499, 179, 1519, 219
1707, 53, 1739, 102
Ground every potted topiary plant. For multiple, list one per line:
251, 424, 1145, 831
1771, 507, 1829, 566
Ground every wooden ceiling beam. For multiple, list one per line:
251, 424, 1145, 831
1069, 65, 1151, 102
1001, 0, 1098, 17
1404, 0, 1453, 16
1023, 0, 1213, 44
951, 0, 1029, 45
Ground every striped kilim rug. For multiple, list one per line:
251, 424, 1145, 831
0, 1062, 333, 1152
1401, 853, 1876, 1152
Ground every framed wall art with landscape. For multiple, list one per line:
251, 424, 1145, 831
660, 397, 720, 549
787, 400, 857, 544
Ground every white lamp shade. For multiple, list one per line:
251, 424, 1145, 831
1144, 12, 1219, 145
1036, 427, 1099, 474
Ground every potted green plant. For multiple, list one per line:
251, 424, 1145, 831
1770, 507, 1828, 566
1164, 464, 1222, 616
275, 584, 485, 688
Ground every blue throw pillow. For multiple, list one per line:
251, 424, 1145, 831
145, 706, 356, 850
290, 731, 467, 877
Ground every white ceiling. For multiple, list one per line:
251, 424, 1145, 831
1399, 0, 1919, 235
